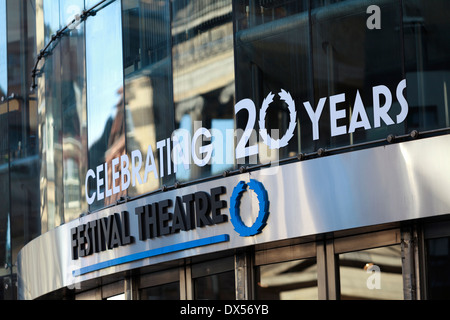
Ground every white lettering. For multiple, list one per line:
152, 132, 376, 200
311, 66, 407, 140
224, 305, 269, 315
131, 150, 143, 187
235, 99, 259, 159
84, 80, 409, 205
121, 154, 130, 191
349, 90, 371, 133
112, 157, 120, 195
166, 138, 172, 176
85, 169, 96, 205
192, 127, 213, 167
172, 129, 190, 172
373, 84, 394, 128
180, 304, 214, 318
156, 139, 166, 178
96, 164, 104, 201
104, 162, 112, 198
396, 79, 408, 123
304, 97, 326, 141
144, 145, 158, 183
330, 93, 347, 137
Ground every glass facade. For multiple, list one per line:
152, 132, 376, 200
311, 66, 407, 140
86, 0, 124, 211
311, 0, 405, 148
2, 0, 450, 300
39, 0, 89, 228
172, 0, 235, 180
122, 0, 175, 198
30, 0, 450, 224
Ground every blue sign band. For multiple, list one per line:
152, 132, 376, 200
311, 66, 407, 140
73, 234, 230, 277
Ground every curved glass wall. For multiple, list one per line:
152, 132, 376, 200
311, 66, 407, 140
171, 0, 235, 181
0, 0, 447, 301
1, 0, 38, 299
38, 0, 88, 229
122, 0, 175, 198
86, 0, 124, 211
29, 0, 450, 227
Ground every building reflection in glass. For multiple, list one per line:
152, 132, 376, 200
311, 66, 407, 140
1, 0, 39, 299
234, 0, 310, 162
171, 0, 236, 182
38, 0, 89, 228
60, 0, 88, 221
86, 0, 125, 211
122, 0, 175, 197
26, 0, 450, 234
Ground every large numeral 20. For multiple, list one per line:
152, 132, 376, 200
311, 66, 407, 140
234, 90, 297, 160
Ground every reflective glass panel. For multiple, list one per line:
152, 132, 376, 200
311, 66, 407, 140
8, 0, 39, 263
60, 0, 88, 221
234, 0, 311, 163
194, 270, 235, 300
40, 0, 64, 230
86, 0, 125, 211
122, 0, 175, 197
0, 2, 9, 286
256, 258, 318, 300
39, 0, 87, 228
3, 0, 39, 301
172, 0, 235, 182
402, 0, 450, 131
235, 0, 308, 31
311, 0, 405, 151
338, 245, 403, 300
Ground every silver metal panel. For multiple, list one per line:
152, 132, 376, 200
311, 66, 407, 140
17, 135, 450, 299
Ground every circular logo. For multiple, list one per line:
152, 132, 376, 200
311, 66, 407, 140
259, 89, 297, 150
229, 180, 270, 237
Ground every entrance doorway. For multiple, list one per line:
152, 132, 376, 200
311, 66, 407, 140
74, 226, 419, 300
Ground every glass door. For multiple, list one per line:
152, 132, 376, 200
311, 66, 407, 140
423, 219, 450, 299
333, 229, 404, 300
254, 241, 319, 300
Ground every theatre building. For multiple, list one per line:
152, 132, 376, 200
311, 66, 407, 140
1, 0, 450, 300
